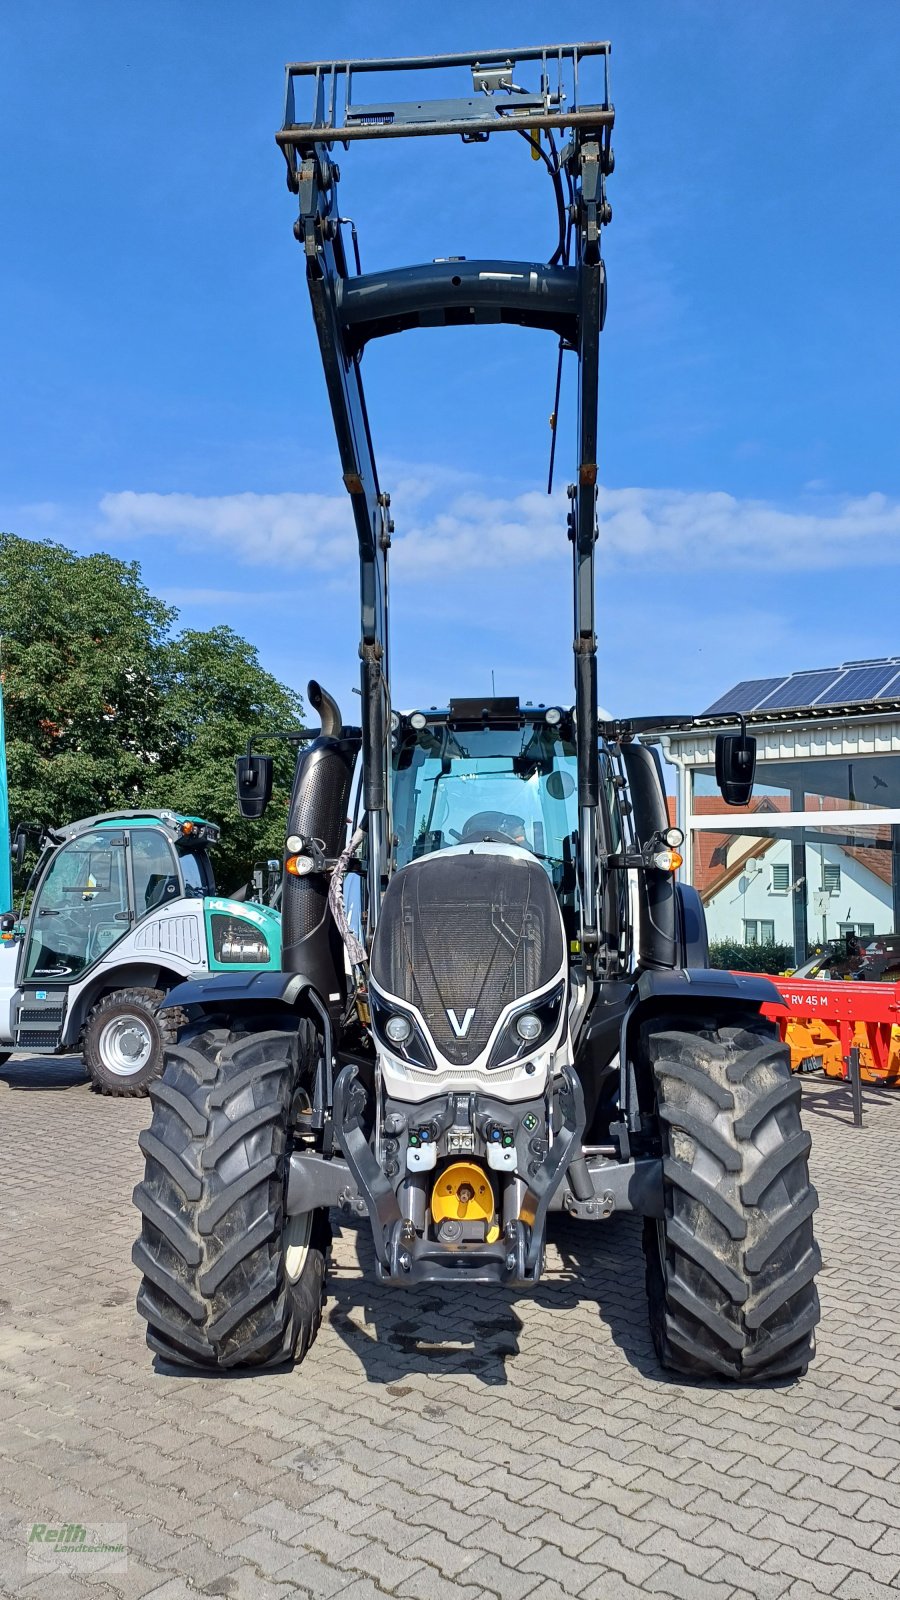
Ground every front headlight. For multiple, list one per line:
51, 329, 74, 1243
385, 1013, 412, 1045
370, 990, 434, 1069
211, 915, 270, 965
487, 983, 565, 1070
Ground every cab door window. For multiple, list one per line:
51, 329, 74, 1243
130, 831, 180, 918
178, 846, 213, 897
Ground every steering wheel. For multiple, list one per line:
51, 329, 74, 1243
459, 825, 523, 845
455, 810, 528, 848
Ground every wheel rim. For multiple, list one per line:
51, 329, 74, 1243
97, 1014, 155, 1076
283, 1210, 312, 1282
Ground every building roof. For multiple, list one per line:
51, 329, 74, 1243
692, 792, 894, 900
690, 795, 787, 898
703, 658, 900, 718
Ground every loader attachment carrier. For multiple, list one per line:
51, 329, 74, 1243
132, 42, 821, 1384
279, 43, 613, 953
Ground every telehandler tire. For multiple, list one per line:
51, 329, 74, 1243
132, 1018, 330, 1369
83, 987, 185, 1097
643, 1011, 820, 1383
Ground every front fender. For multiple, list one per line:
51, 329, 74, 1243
632, 967, 783, 1009
160, 969, 315, 1016
618, 967, 786, 1143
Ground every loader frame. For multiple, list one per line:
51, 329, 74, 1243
280, 43, 614, 955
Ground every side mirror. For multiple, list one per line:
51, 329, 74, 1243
235, 753, 274, 819
715, 725, 757, 807
12, 827, 26, 873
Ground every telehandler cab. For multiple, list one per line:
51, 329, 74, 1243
133, 43, 820, 1380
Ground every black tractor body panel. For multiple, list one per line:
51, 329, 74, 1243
619, 742, 677, 970
281, 734, 357, 1002
675, 882, 710, 969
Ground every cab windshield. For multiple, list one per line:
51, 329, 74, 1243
391, 722, 579, 880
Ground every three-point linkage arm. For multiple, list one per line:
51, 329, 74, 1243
280, 44, 615, 949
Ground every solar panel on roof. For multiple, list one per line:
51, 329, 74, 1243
702, 676, 787, 716
815, 664, 900, 704
875, 669, 900, 699
755, 670, 842, 711
842, 656, 900, 669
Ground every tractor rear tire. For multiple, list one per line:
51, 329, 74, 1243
643, 1011, 820, 1382
83, 987, 185, 1097
132, 1018, 330, 1369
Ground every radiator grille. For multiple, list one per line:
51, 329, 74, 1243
370, 851, 563, 1066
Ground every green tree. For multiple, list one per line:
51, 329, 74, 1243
0, 534, 304, 894
147, 626, 302, 891
0, 533, 174, 830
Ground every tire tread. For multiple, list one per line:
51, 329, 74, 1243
132, 1018, 330, 1370
643, 1010, 820, 1383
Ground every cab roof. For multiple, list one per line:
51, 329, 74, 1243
54, 809, 220, 845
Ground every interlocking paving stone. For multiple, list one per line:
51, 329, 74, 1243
1, 1062, 899, 1600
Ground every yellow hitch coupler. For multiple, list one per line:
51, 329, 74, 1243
431, 1162, 495, 1229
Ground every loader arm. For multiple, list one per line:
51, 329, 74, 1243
282, 43, 614, 955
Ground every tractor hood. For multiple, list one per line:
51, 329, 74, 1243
369, 845, 566, 1068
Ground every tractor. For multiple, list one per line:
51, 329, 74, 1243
133, 43, 820, 1381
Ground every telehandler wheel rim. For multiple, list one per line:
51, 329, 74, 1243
97, 1015, 155, 1076
283, 1210, 313, 1282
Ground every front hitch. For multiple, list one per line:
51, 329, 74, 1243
332, 1061, 586, 1286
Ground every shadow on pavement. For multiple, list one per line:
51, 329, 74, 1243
325, 1208, 666, 1387
0, 1054, 88, 1090
799, 1074, 895, 1128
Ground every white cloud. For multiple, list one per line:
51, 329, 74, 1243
97, 481, 900, 576
99, 489, 353, 570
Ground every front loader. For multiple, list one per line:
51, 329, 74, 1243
133, 43, 820, 1381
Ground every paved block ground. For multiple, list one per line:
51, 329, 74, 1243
1, 1055, 899, 1600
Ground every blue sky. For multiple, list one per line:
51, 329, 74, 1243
2, 2, 899, 723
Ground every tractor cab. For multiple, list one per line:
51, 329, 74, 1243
391, 702, 581, 934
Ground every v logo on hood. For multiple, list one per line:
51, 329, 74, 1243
446, 1007, 475, 1039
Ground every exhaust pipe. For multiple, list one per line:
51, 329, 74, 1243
308, 679, 342, 740
282, 679, 357, 1001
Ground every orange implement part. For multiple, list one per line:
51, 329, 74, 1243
734, 973, 900, 1086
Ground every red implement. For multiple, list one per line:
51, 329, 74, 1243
735, 974, 900, 1083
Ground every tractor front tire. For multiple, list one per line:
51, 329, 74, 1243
132, 1020, 330, 1369
644, 1011, 820, 1382
83, 987, 185, 1097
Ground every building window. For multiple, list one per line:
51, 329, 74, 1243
744, 919, 775, 945
822, 862, 841, 894
759, 919, 775, 944
839, 921, 875, 939
771, 863, 790, 893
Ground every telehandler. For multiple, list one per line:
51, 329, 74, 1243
133, 43, 820, 1380
0, 810, 280, 1093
